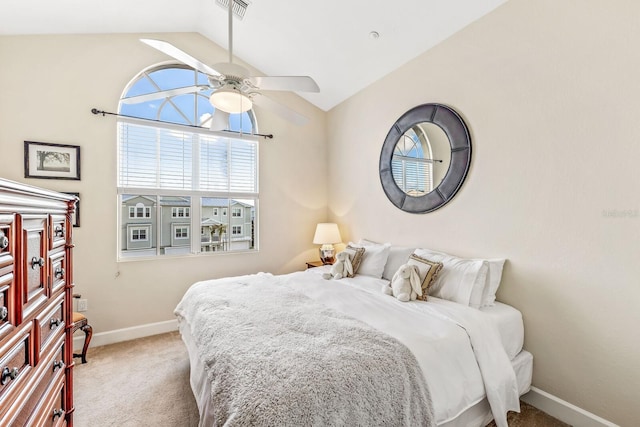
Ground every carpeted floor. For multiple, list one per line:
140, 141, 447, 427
74, 332, 569, 427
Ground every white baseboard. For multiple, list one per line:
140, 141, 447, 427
521, 386, 619, 427
72, 319, 178, 350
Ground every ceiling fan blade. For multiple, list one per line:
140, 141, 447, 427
120, 85, 208, 104
249, 76, 320, 93
252, 93, 309, 126
140, 39, 223, 78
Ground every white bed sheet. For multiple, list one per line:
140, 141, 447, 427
480, 302, 525, 361
177, 268, 523, 427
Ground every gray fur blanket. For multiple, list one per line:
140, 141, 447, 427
175, 274, 435, 426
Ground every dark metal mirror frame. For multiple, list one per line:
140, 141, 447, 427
379, 103, 472, 214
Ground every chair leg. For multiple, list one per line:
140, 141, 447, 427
74, 324, 93, 364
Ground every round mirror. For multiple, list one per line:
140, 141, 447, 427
380, 104, 471, 213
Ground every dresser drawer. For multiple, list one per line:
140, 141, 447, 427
49, 251, 66, 296
0, 273, 15, 340
0, 214, 14, 277
34, 294, 64, 363
0, 322, 33, 407
3, 334, 65, 427
27, 369, 66, 427
38, 334, 65, 403
49, 215, 66, 251
21, 215, 49, 320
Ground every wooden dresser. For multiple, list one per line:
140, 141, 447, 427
0, 178, 76, 426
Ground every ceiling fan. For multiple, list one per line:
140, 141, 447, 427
121, 0, 319, 127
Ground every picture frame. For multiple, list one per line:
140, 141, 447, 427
24, 141, 81, 180
64, 192, 80, 227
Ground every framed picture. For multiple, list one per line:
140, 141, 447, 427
64, 192, 80, 227
24, 141, 81, 180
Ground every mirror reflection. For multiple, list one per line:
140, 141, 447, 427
391, 122, 451, 196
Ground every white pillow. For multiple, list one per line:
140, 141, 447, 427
480, 259, 506, 307
468, 262, 489, 308
350, 240, 391, 279
413, 248, 488, 307
382, 246, 416, 281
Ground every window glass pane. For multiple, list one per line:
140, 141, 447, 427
120, 99, 163, 121
171, 94, 196, 125
125, 76, 158, 97
160, 196, 191, 255
150, 68, 195, 91
121, 195, 157, 259
159, 102, 189, 125
201, 198, 255, 253
229, 112, 253, 133
196, 94, 214, 126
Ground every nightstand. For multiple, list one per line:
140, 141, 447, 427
306, 261, 327, 269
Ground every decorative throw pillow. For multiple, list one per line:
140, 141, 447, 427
406, 254, 443, 301
343, 245, 366, 277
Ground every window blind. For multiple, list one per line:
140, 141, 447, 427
118, 119, 257, 194
391, 156, 432, 194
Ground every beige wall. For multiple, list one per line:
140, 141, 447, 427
0, 33, 327, 332
327, 0, 639, 424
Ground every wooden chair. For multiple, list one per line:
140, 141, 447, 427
72, 295, 92, 363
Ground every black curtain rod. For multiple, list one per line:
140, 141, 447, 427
90, 108, 274, 139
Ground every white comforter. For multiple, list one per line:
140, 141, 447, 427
280, 267, 520, 427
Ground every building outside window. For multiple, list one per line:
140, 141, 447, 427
174, 226, 189, 239
132, 228, 147, 240
126, 224, 152, 251
129, 204, 151, 218
117, 65, 258, 260
172, 207, 190, 218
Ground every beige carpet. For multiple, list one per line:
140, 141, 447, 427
74, 331, 569, 427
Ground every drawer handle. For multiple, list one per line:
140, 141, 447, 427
0, 306, 7, 321
1, 366, 19, 385
52, 359, 65, 372
55, 267, 64, 279
52, 408, 65, 421
31, 256, 45, 269
54, 225, 64, 238
0, 233, 8, 250
50, 318, 62, 329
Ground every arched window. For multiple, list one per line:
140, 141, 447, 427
117, 64, 258, 259
391, 128, 434, 196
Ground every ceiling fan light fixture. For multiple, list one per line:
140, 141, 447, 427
210, 88, 253, 113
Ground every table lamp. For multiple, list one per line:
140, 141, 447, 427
312, 223, 342, 265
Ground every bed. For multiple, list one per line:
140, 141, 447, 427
175, 243, 533, 427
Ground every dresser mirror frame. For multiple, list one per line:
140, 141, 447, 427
379, 103, 472, 213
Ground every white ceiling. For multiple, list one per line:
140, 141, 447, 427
1, 0, 507, 111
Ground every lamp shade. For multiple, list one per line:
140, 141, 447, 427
210, 88, 253, 113
312, 223, 342, 245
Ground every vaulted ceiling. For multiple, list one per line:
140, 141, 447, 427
1, 0, 507, 111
